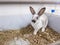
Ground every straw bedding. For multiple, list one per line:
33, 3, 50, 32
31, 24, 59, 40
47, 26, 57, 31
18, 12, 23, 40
0, 25, 60, 45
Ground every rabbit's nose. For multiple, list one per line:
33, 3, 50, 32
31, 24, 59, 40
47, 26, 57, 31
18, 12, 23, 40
32, 20, 36, 23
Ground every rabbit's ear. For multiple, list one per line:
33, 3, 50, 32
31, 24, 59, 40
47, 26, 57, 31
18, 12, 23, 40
29, 6, 36, 15
38, 7, 46, 16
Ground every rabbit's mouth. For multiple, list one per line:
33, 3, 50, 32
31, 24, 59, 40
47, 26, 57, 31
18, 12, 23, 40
32, 20, 36, 23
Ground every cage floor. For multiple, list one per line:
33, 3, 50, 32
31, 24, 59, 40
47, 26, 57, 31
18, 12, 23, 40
0, 25, 60, 45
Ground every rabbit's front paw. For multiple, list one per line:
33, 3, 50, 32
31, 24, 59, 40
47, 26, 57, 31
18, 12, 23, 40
33, 31, 37, 35
42, 28, 45, 32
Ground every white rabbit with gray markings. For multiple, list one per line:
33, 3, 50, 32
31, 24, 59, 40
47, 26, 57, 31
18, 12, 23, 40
29, 6, 48, 35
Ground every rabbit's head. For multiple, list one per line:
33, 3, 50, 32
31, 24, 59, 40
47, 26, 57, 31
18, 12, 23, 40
29, 6, 46, 23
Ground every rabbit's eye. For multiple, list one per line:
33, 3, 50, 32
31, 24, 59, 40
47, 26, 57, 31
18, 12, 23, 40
36, 17, 38, 19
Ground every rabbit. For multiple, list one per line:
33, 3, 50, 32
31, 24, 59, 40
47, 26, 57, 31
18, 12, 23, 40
29, 6, 48, 35
4, 37, 30, 45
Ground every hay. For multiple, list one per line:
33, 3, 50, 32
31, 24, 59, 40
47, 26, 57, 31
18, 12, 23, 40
0, 25, 60, 45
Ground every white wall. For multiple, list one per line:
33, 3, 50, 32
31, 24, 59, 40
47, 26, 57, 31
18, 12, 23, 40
45, 4, 60, 15
0, 4, 60, 33
0, 4, 60, 16
0, 4, 43, 16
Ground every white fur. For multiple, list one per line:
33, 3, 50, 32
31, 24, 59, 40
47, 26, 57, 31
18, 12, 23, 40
31, 14, 48, 35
